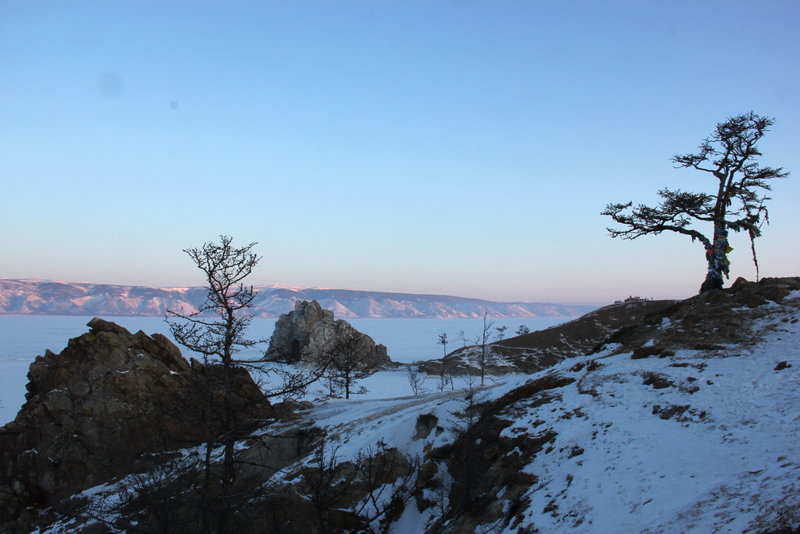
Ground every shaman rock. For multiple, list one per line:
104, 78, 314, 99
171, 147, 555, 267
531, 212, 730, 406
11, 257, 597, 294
266, 300, 391, 369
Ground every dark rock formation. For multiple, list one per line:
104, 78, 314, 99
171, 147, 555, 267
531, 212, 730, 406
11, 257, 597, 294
413, 413, 439, 440
0, 318, 272, 524
266, 300, 391, 368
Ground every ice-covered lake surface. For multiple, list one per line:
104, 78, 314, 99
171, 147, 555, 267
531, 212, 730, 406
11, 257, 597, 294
0, 315, 571, 424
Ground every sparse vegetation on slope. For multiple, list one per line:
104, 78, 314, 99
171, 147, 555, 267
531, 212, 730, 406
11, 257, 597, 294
422, 298, 675, 376
2, 277, 798, 533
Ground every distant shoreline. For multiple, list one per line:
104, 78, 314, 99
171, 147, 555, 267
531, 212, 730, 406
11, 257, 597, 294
0, 278, 597, 319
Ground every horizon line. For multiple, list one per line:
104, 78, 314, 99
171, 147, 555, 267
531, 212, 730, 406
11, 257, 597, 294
0, 277, 603, 307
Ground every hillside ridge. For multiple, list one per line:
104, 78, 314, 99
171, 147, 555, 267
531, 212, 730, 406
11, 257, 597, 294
2, 277, 797, 533
0, 278, 594, 318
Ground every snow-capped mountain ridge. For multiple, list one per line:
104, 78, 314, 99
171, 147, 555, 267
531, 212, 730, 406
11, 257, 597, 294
0, 278, 593, 318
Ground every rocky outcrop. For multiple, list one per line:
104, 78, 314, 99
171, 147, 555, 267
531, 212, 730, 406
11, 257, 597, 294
599, 276, 800, 353
0, 318, 272, 524
266, 300, 392, 368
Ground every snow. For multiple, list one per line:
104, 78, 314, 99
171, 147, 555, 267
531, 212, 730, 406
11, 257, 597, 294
487, 306, 800, 533
10, 297, 800, 533
390, 496, 424, 534
278, 298, 799, 533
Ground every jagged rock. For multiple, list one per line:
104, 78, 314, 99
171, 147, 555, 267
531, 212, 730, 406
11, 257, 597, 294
266, 300, 391, 368
0, 318, 272, 524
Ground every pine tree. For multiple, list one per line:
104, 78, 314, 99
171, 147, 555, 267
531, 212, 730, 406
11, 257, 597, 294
603, 112, 788, 292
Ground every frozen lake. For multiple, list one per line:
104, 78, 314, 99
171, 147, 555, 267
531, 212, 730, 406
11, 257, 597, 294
0, 315, 571, 424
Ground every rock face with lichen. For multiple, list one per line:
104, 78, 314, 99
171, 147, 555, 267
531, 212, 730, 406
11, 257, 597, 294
266, 300, 392, 368
0, 318, 272, 523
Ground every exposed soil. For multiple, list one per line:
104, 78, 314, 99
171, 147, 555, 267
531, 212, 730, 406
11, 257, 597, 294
421, 298, 676, 375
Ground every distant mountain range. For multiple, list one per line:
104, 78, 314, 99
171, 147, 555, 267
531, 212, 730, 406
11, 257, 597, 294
0, 279, 595, 319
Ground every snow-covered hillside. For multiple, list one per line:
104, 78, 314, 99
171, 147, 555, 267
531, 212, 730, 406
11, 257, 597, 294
10, 277, 800, 533
287, 280, 800, 533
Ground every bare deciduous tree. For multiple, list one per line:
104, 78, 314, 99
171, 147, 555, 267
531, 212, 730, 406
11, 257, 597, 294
448, 380, 488, 512
352, 441, 420, 532
166, 235, 260, 530
437, 363, 454, 392
325, 332, 378, 399
495, 325, 508, 341
475, 312, 495, 386
459, 329, 468, 348
298, 436, 420, 534
435, 332, 453, 392
406, 363, 425, 396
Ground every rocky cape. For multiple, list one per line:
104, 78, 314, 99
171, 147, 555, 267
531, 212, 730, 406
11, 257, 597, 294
0, 318, 272, 526
266, 300, 392, 368
1, 277, 798, 533
0, 278, 594, 318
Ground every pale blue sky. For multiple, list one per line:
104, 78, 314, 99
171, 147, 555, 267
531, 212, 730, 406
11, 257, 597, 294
1, 1, 798, 305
